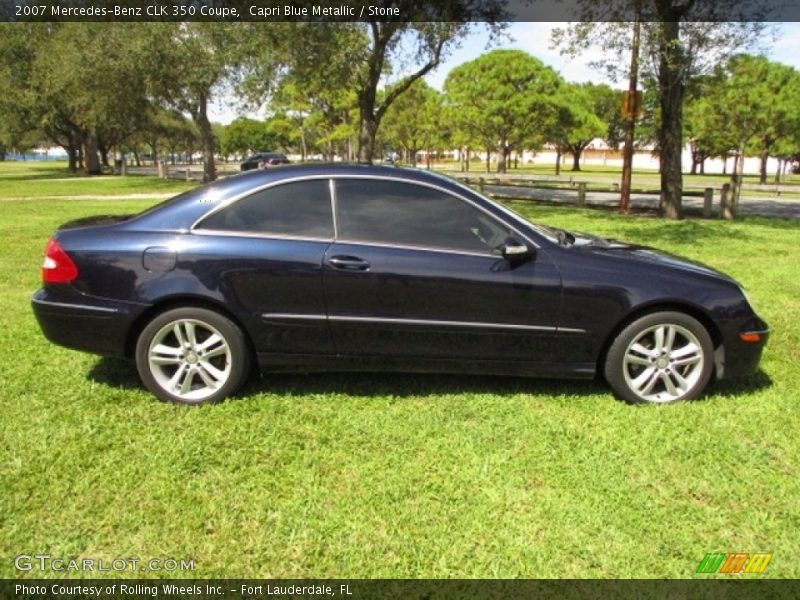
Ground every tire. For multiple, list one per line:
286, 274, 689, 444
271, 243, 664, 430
604, 311, 714, 405
135, 307, 251, 405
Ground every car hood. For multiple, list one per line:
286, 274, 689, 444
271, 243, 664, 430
570, 231, 736, 284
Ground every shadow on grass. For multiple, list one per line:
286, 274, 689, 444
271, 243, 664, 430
87, 357, 141, 388
0, 169, 83, 182
86, 357, 772, 402
709, 369, 773, 398
87, 356, 605, 400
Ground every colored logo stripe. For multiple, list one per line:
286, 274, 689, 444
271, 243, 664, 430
696, 552, 772, 574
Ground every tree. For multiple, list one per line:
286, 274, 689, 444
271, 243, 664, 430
704, 55, 800, 201
380, 79, 443, 167
275, 7, 504, 163
585, 83, 626, 151
147, 24, 255, 182
550, 83, 606, 172
683, 73, 737, 175
270, 74, 359, 161
0, 23, 165, 174
0, 24, 82, 171
220, 118, 270, 158
554, 3, 770, 218
445, 49, 563, 174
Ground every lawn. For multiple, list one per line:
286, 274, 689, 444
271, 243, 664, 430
1, 162, 798, 579
0, 160, 195, 199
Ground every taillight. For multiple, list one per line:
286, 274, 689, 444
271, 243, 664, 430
42, 238, 78, 283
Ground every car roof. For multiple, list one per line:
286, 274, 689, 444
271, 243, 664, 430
125, 164, 482, 232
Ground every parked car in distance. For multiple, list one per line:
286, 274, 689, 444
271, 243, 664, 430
32, 164, 769, 405
240, 152, 290, 171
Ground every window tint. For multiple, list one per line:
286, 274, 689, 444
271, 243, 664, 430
198, 179, 333, 238
335, 179, 513, 254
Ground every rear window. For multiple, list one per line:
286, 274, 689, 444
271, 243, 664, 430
197, 179, 333, 238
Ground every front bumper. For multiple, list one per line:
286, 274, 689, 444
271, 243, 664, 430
717, 315, 769, 379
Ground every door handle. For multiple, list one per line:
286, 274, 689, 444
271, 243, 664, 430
327, 255, 370, 271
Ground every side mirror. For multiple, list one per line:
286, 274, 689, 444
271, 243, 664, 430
499, 238, 534, 262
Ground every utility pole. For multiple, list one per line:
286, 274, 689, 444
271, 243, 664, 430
619, 12, 641, 214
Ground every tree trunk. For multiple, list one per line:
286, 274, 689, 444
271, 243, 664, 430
759, 146, 769, 184
426, 148, 431, 170
497, 143, 507, 174
700, 158, 705, 175
571, 149, 581, 172
722, 154, 728, 175
83, 134, 102, 175
357, 113, 377, 163
555, 149, 561, 176
485, 148, 491, 173
657, 19, 684, 220
775, 158, 783, 184
300, 127, 307, 162
732, 140, 746, 213
99, 146, 110, 168
195, 94, 217, 182
65, 144, 78, 172
465, 147, 470, 172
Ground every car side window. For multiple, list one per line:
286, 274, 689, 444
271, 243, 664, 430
334, 179, 513, 254
197, 179, 333, 238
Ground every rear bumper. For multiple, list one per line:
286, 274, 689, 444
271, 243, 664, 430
31, 288, 140, 357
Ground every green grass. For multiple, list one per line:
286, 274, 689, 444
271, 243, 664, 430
1, 162, 799, 579
0, 160, 195, 198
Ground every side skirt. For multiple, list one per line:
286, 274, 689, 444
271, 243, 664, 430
256, 353, 596, 379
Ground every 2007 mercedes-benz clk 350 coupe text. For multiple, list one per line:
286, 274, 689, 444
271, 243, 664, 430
32, 164, 769, 405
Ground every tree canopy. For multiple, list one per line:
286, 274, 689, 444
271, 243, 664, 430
445, 49, 563, 173
553, 3, 771, 218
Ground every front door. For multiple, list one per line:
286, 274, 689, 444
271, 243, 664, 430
322, 178, 562, 362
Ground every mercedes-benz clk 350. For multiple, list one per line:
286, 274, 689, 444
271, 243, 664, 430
32, 164, 768, 405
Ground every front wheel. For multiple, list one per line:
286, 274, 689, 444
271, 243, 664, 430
604, 311, 714, 404
135, 307, 250, 405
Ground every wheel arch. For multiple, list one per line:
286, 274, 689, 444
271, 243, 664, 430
125, 295, 256, 362
596, 301, 724, 380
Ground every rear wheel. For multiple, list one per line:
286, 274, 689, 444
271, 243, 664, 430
604, 311, 714, 404
135, 307, 250, 405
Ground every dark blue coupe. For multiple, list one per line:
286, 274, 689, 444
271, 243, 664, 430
32, 164, 768, 405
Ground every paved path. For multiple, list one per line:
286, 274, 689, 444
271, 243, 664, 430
485, 185, 800, 219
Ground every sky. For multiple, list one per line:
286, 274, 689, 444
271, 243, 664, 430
209, 22, 800, 124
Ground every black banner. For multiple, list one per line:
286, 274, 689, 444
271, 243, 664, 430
3, 0, 800, 23
4, 579, 800, 600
